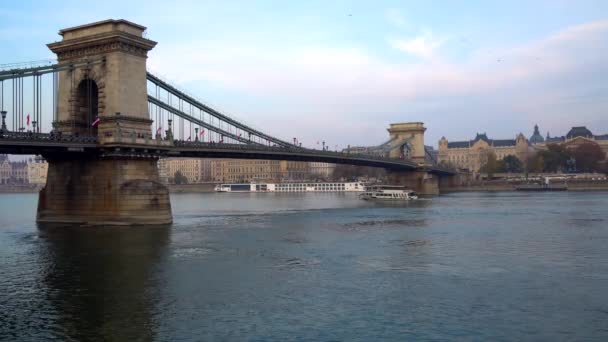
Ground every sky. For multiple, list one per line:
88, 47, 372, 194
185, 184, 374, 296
1, 0, 608, 149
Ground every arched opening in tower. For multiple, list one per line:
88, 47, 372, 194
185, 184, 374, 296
76, 79, 99, 136
400, 142, 412, 159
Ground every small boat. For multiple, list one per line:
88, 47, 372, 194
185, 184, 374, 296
515, 176, 568, 191
515, 184, 568, 191
359, 185, 418, 201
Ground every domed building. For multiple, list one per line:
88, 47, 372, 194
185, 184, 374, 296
529, 124, 545, 144
438, 124, 608, 172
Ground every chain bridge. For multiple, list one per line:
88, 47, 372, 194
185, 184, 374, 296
0, 19, 455, 225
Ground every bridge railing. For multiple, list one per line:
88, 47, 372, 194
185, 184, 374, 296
0, 131, 98, 144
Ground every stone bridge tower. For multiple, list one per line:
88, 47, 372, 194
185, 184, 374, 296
47, 19, 156, 141
385, 122, 440, 195
37, 20, 172, 225
387, 122, 427, 164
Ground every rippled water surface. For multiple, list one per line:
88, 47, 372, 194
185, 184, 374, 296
1, 191, 608, 341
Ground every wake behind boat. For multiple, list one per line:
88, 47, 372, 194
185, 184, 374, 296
359, 185, 418, 201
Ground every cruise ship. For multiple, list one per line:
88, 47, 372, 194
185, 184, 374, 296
215, 182, 366, 193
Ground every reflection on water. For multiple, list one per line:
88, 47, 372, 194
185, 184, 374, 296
1, 192, 608, 340
2, 223, 169, 341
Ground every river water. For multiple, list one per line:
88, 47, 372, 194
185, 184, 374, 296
1, 191, 607, 341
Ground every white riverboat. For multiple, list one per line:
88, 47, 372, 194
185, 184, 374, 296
359, 185, 418, 201
214, 182, 366, 193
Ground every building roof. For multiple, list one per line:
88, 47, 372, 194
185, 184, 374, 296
446, 133, 517, 149
567, 126, 593, 139
529, 124, 545, 143
472, 133, 490, 144
594, 134, 608, 141
447, 141, 470, 148
492, 139, 517, 147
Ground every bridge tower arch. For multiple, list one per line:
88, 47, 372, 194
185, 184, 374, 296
37, 20, 172, 225
75, 78, 99, 135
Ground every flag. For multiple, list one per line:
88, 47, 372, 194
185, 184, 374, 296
200, 129, 205, 136
26, 114, 30, 126
156, 126, 162, 134
92, 117, 101, 127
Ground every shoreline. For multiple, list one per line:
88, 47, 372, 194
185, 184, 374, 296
1, 182, 607, 194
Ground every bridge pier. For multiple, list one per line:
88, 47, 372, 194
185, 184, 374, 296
386, 170, 440, 195
37, 157, 172, 225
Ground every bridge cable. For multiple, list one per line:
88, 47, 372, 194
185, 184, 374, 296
147, 72, 294, 148
148, 95, 259, 146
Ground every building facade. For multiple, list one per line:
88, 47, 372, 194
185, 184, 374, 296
279, 161, 311, 181
0, 155, 11, 184
27, 157, 49, 185
438, 133, 530, 172
438, 125, 608, 172
10, 161, 28, 184
535, 126, 608, 155
212, 159, 282, 183
158, 158, 213, 184
309, 162, 336, 180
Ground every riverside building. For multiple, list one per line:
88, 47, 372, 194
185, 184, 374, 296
438, 125, 608, 172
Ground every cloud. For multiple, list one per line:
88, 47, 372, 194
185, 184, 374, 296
148, 19, 608, 146
388, 32, 446, 59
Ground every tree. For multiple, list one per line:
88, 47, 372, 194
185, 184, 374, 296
174, 170, 188, 184
528, 154, 545, 173
544, 144, 571, 172
571, 142, 606, 172
502, 155, 523, 173
496, 159, 506, 173
481, 151, 499, 178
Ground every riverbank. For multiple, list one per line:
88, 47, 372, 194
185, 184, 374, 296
2, 181, 607, 194
168, 183, 216, 193
441, 180, 608, 192
0, 185, 43, 193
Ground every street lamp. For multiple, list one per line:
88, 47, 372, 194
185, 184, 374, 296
0, 111, 7, 133
167, 119, 173, 140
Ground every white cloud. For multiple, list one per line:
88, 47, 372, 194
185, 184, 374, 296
388, 32, 446, 59
148, 20, 608, 146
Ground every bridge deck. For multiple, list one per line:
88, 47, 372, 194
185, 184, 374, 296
0, 133, 455, 175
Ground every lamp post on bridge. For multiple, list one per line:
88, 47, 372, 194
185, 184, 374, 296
194, 127, 199, 142
0, 111, 7, 133
167, 119, 173, 140
32, 120, 37, 133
